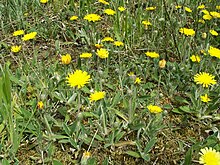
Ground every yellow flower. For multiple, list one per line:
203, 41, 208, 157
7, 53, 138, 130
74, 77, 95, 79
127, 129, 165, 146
95, 43, 103, 49
97, 48, 109, 58
84, 14, 101, 22
145, 51, 159, 58
135, 77, 141, 84
210, 11, 220, 18
175, 5, 182, 9
82, 151, 91, 159
198, 19, 205, 24
70, 16, 78, 21
104, 9, 116, 15
66, 70, 91, 89
185, 7, 192, 12
142, 20, 152, 28
201, 10, 209, 15
199, 147, 220, 165
179, 28, 195, 36
200, 94, 211, 103
80, 53, 92, 58
118, 6, 126, 12
216, 6, 220, 10
194, 72, 217, 88
190, 55, 201, 62
202, 32, 207, 39
197, 5, 205, 9
61, 54, 71, 64
208, 46, 220, 58
40, 0, 48, 3
13, 30, 24, 36
11, 45, 21, 53
37, 101, 44, 109
209, 29, 218, 36
147, 105, 163, 114
203, 14, 212, 20
98, 0, 109, 5
146, 7, 156, 11
22, 32, 37, 41
89, 91, 105, 102
114, 41, 124, 47
101, 37, 114, 42
128, 72, 135, 77
159, 59, 166, 68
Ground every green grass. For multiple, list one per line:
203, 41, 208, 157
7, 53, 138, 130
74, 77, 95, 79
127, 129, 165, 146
0, 0, 220, 164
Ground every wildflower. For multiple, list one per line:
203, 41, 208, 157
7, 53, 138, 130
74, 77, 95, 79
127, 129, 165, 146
70, 16, 78, 21
175, 5, 182, 9
13, 30, 24, 36
202, 33, 207, 39
135, 77, 141, 84
82, 151, 91, 159
210, 11, 220, 18
40, 0, 48, 3
199, 147, 220, 165
198, 19, 205, 24
185, 7, 192, 13
11, 45, 21, 53
80, 53, 92, 58
209, 29, 218, 36
61, 54, 71, 64
37, 101, 44, 109
84, 14, 101, 22
145, 51, 160, 58
104, 9, 116, 15
66, 70, 91, 88
201, 10, 209, 15
142, 20, 152, 28
114, 41, 124, 47
203, 14, 212, 20
101, 37, 114, 42
146, 7, 156, 11
118, 6, 126, 12
97, 48, 109, 58
179, 28, 195, 36
197, 5, 205, 9
95, 43, 103, 49
128, 72, 135, 77
159, 59, 166, 68
194, 72, 217, 88
22, 32, 37, 41
89, 91, 105, 102
190, 55, 201, 62
98, 0, 109, 5
216, 6, 220, 10
200, 94, 211, 103
147, 105, 163, 114
208, 46, 220, 58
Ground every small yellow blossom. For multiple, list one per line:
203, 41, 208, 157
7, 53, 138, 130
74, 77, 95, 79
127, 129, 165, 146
198, 19, 205, 24
70, 16, 78, 21
118, 6, 126, 12
210, 11, 220, 18
201, 10, 209, 15
22, 32, 37, 41
40, 0, 48, 3
101, 37, 114, 42
194, 72, 217, 88
80, 53, 92, 58
114, 41, 124, 47
104, 9, 116, 15
197, 5, 205, 9
89, 91, 105, 102
175, 5, 182, 9
61, 54, 71, 64
202, 33, 207, 39
200, 94, 211, 103
203, 14, 212, 20
97, 48, 109, 58
145, 51, 159, 58
179, 28, 195, 36
13, 30, 24, 36
209, 29, 218, 36
142, 20, 152, 29
147, 105, 163, 114
128, 72, 135, 77
11, 45, 21, 53
199, 147, 220, 164
216, 6, 220, 10
159, 59, 166, 68
190, 55, 201, 62
95, 43, 103, 49
135, 77, 141, 84
185, 7, 192, 13
37, 101, 44, 109
84, 14, 101, 22
208, 46, 220, 58
98, 0, 109, 5
146, 7, 156, 11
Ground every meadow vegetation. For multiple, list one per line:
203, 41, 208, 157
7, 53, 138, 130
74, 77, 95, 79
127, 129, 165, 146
0, 0, 220, 164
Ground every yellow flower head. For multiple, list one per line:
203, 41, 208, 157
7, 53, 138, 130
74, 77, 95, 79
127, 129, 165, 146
185, 7, 192, 12
101, 37, 114, 42
146, 7, 156, 11
82, 151, 92, 159
210, 11, 220, 18
66, 70, 91, 88
179, 28, 195, 36
216, 6, 220, 10
61, 54, 71, 64
40, 0, 48, 3
128, 72, 135, 77
198, 19, 205, 24
37, 101, 44, 109
200, 94, 211, 103
99, 0, 109, 5
95, 43, 103, 49
159, 59, 166, 68
209, 30, 218, 36
13, 30, 24, 36
208, 46, 220, 58
201, 10, 210, 15
145, 51, 160, 58
199, 147, 220, 165
97, 48, 109, 58
135, 77, 141, 84
114, 41, 124, 47
22, 32, 37, 41
104, 9, 116, 15
70, 16, 78, 21
203, 14, 212, 20
84, 14, 101, 22
118, 6, 126, 12
197, 5, 205, 9
190, 55, 201, 62
194, 72, 217, 88
80, 52, 92, 58
89, 91, 105, 102
147, 105, 163, 114
175, 5, 182, 9
142, 20, 152, 29
11, 45, 21, 53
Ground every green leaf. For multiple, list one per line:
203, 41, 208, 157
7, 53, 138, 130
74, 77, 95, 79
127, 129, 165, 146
53, 159, 63, 165
2, 159, 10, 165
184, 147, 193, 165
125, 150, 141, 158
144, 137, 157, 153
